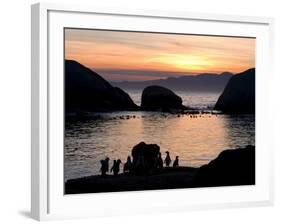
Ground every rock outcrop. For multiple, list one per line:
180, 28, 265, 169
193, 145, 255, 187
141, 85, 186, 111
131, 142, 160, 175
65, 60, 139, 113
65, 145, 255, 194
214, 68, 255, 114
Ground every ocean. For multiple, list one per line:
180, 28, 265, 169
64, 90, 255, 181
127, 89, 220, 109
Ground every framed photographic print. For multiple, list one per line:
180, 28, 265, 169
31, 2, 274, 221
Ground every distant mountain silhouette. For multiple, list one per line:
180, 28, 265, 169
65, 60, 138, 113
214, 68, 255, 114
111, 72, 233, 92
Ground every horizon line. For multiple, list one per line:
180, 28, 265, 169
65, 59, 254, 82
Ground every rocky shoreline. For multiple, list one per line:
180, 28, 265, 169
64, 60, 255, 194
65, 145, 255, 194
66, 60, 255, 115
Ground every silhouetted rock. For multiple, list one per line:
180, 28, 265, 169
141, 85, 186, 111
193, 145, 255, 187
131, 142, 160, 174
65, 60, 139, 113
214, 68, 255, 114
65, 145, 255, 194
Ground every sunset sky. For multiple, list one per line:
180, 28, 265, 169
65, 28, 255, 82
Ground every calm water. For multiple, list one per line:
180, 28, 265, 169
127, 89, 219, 109
64, 91, 255, 181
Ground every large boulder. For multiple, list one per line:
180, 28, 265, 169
214, 68, 255, 114
65, 60, 139, 113
141, 85, 186, 111
131, 142, 160, 175
193, 145, 255, 187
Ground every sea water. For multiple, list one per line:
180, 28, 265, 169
64, 90, 255, 181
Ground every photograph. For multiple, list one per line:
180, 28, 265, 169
64, 28, 255, 194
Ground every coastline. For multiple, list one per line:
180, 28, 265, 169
65, 145, 255, 194
65, 166, 198, 194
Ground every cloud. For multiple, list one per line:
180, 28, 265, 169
65, 28, 255, 81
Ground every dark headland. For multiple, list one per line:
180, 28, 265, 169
214, 68, 255, 114
65, 60, 139, 113
65, 144, 255, 194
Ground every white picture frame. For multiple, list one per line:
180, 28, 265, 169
31, 2, 274, 221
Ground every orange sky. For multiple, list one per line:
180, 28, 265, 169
65, 28, 255, 81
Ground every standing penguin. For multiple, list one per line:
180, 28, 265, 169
100, 159, 106, 176
173, 156, 179, 167
111, 160, 116, 174
104, 157, 110, 173
157, 152, 163, 168
111, 159, 122, 176
123, 156, 132, 173
164, 151, 171, 167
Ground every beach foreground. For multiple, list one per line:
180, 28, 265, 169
65, 145, 255, 194
66, 167, 198, 194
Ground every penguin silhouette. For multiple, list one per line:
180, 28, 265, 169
173, 156, 179, 167
111, 159, 122, 176
124, 156, 132, 173
100, 159, 106, 176
111, 160, 116, 173
157, 152, 163, 168
164, 151, 171, 167
104, 157, 110, 173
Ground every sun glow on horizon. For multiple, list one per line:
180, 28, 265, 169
149, 54, 214, 72
65, 29, 255, 81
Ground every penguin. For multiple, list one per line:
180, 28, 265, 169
157, 152, 163, 168
111, 160, 116, 173
123, 156, 132, 173
104, 157, 110, 173
164, 151, 171, 167
111, 159, 122, 176
100, 159, 106, 176
173, 156, 179, 167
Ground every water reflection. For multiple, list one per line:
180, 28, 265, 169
64, 112, 254, 181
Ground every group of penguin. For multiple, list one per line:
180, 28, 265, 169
100, 151, 179, 176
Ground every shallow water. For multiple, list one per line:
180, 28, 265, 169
64, 111, 255, 181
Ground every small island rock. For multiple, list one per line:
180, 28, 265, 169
141, 85, 186, 111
